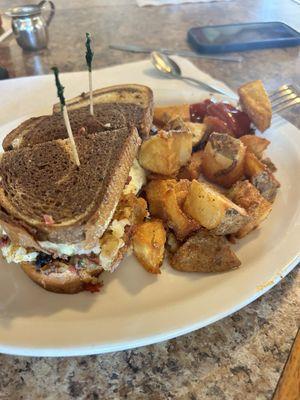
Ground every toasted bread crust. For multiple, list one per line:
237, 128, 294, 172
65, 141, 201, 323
20, 262, 103, 294
2, 117, 42, 151
84, 127, 141, 246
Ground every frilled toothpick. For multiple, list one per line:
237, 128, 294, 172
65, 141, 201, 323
85, 32, 94, 116
52, 67, 80, 166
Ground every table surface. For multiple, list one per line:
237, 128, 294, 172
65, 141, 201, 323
0, 0, 299, 399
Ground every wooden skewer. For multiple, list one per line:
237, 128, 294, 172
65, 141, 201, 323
89, 70, 94, 116
52, 66, 80, 166
62, 106, 80, 166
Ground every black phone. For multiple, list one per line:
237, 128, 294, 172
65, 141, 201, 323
187, 22, 300, 54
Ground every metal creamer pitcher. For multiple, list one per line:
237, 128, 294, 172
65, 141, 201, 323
5, 1, 55, 51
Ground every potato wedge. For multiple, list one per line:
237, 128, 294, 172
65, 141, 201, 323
114, 193, 148, 225
228, 180, 272, 238
172, 179, 191, 207
133, 219, 166, 274
146, 179, 200, 240
164, 117, 186, 132
184, 122, 207, 147
169, 229, 241, 272
154, 104, 190, 127
165, 119, 207, 149
166, 232, 180, 254
238, 80, 272, 132
202, 133, 246, 188
244, 150, 266, 176
261, 157, 277, 172
139, 130, 193, 176
240, 135, 270, 159
244, 151, 280, 202
183, 180, 249, 235
178, 150, 203, 181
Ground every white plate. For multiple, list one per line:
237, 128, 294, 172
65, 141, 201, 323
0, 59, 299, 356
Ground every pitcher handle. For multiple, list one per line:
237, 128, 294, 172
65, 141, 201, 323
38, 0, 55, 26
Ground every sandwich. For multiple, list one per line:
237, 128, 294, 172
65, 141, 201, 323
0, 84, 153, 294
0, 129, 147, 294
3, 84, 153, 151
2, 105, 127, 151
52, 84, 154, 138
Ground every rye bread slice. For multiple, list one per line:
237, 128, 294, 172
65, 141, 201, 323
0, 127, 141, 247
2, 105, 127, 151
52, 84, 154, 138
20, 261, 103, 294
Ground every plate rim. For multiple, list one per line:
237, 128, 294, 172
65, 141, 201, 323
0, 256, 298, 357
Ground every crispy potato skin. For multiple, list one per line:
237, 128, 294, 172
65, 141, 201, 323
244, 151, 280, 202
183, 180, 249, 235
133, 219, 166, 274
169, 229, 241, 272
184, 122, 207, 147
244, 150, 267, 177
178, 151, 203, 181
240, 135, 270, 159
145, 179, 200, 240
238, 80, 272, 132
138, 130, 192, 176
228, 180, 272, 238
114, 193, 148, 225
202, 133, 246, 188
154, 104, 190, 127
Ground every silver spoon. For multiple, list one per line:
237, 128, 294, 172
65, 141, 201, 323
151, 51, 234, 98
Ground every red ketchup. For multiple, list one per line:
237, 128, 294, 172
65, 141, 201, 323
206, 103, 251, 137
203, 116, 230, 134
189, 99, 213, 122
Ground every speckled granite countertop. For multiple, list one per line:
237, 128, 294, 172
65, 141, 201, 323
0, 1, 299, 399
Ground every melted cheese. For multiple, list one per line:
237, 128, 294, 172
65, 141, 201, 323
123, 159, 146, 195
1, 217, 130, 272
37, 241, 101, 257
1, 243, 38, 264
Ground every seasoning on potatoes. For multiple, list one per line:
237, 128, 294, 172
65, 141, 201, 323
183, 180, 249, 235
238, 80, 272, 132
154, 104, 190, 128
146, 179, 200, 240
202, 132, 246, 188
228, 180, 272, 238
244, 151, 280, 202
240, 135, 270, 159
133, 219, 166, 274
138, 130, 193, 176
169, 228, 241, 273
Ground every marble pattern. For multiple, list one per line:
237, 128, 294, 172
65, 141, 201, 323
0, 1, 299, 399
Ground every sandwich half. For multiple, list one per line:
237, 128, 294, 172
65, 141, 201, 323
3, 84, 153, 151
2, 105, 127, 151
53, 84, 153, 138
0, 128, 147, 293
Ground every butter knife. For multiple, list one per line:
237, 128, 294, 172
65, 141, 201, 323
109, 44, 243, 63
